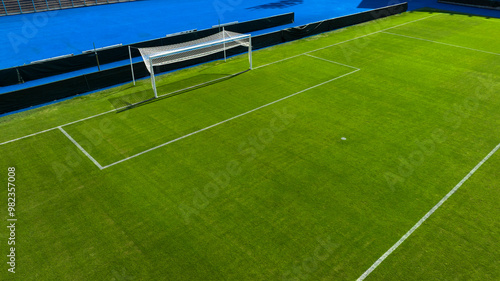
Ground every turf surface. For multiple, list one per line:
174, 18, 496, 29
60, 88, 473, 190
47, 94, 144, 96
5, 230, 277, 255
0, 10, 499, 281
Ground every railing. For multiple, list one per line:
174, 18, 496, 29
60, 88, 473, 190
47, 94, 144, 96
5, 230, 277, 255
0, 0, 134, 16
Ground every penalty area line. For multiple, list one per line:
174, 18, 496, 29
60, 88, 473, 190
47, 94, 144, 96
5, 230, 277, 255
58, 127, 104, 170
101, 68, 360, 169
0, 14, 437, 147
357, 141, 500, 281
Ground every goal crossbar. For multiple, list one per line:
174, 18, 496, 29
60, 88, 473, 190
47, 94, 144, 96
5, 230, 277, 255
150, 34, 250, 60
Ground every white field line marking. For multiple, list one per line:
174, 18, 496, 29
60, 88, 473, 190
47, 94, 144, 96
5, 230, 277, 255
305, 54, 360, 70
102, 68, 360, 169
62, 108, 117, 127
0, 109, 119, 146
58, 127, 104, 170
357, 141, 500, 281
382, 31, 500, 56
0, 127, 58, 146
255, 14, 439, 70
0, 13, 437, 147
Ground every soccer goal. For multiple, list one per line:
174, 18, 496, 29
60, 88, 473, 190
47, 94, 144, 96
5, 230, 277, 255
129, 29, 252, 99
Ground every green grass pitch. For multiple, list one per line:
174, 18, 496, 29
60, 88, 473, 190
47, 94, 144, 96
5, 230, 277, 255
0, 9, 499, 281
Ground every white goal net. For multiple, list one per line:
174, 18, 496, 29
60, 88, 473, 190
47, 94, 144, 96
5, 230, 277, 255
134, 29, 252, 98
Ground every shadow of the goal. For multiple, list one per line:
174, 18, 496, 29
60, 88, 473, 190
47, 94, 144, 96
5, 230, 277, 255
108, 88, 155, 112
108, 70, 248, 112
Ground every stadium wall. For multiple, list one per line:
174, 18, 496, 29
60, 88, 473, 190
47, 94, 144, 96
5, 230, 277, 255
0, 3, 408, 115
438, 0, 500, 9
0, 12, 295, 87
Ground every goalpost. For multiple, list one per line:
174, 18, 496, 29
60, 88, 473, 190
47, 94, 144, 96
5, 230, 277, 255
130, 29, 252, 99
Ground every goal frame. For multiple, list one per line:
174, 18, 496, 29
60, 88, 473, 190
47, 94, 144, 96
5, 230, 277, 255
131, 32, 253, 99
